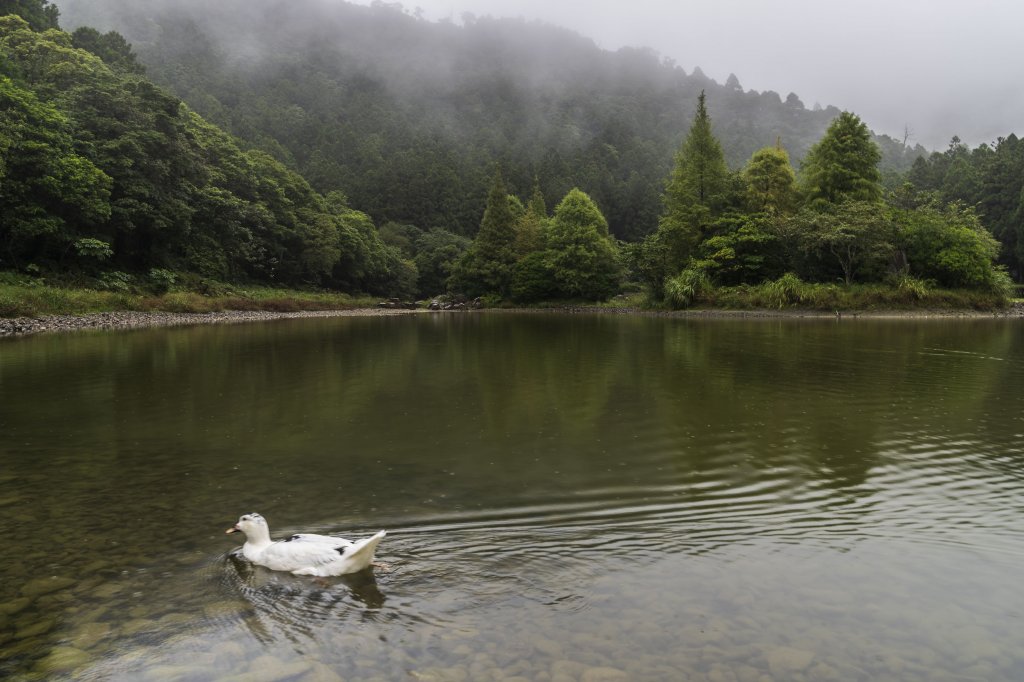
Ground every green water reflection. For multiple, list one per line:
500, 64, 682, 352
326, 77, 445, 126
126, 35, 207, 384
1, 314, 1022, 680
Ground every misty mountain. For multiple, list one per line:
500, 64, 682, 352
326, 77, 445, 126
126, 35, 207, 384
56, 0, 925, 239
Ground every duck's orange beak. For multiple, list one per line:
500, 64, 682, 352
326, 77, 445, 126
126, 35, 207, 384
225, 525, 240, 534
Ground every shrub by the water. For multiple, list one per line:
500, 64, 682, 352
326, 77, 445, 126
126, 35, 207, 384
664, 267, 711, 309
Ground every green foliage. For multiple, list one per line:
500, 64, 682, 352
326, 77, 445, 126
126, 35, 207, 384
659, 91, 730, 256
73, 237, 112, 261
413, 228, 470, 298
97, 270, 133, 293
743, 143, 798, 213
56, 0, 923, 243
801, 112, 882, 207
511, 251, 558, 303
638, 91, 736, 300
694, 213, 786, 285
0, 277, 383, 318
378, 222, 420, 258
784, 201, 894, 285
0, 0, 59, 31
894, 202, 1006, 291
2, 2, 1012, 309
664, 265, 710, 309
514, 178, 548, 256
0, 17, 404, 295
630, 221, 690, 301
326, 193, 404, 295
0, 70, 113, 268
449, 169, 519, 297
147, 267, 177, 294
70, 26, 143, 73
908, 134, 1024, 278
891, 274, 931, 300
386, 256, 419, 300
762, 272, 808, 308
711, 277, 1006, 311
545, 188, 621, 300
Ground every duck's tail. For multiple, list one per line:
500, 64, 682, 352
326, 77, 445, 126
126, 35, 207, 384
347, 530, 386, 570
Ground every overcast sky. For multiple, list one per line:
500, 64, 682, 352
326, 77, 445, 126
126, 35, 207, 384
355, 0, 1023, 150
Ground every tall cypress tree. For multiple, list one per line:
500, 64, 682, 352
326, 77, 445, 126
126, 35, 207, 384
642, 91, 729, 298
526, 177, 547, 220
515, 176, 547, 256
800, 111, 882, 207
658, 91, 729, 254
663, 91, 729, 225
448, 167, 518, 297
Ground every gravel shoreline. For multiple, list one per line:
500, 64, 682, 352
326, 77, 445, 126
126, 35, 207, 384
2, 302, 1022, 338
0, 308, 425, 338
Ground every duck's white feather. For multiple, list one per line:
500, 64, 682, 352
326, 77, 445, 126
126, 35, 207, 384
227, 513, 385, 577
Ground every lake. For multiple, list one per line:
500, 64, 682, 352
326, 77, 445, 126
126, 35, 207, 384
1, 312, 1023, 681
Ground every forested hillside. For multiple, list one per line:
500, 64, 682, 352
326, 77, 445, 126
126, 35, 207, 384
3, 0, 1010, 313
57, 0, 925, 241
0, 7, 409, 294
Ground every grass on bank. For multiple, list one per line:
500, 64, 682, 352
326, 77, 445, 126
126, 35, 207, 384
0, 275, 380, 318
664, 272, 1010, 312
0, 270, 1012, 319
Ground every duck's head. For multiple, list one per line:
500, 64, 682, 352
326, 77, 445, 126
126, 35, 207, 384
226, 512, 268, 536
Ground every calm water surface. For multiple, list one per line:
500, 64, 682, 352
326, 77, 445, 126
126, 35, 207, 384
1, 313, 1023, 681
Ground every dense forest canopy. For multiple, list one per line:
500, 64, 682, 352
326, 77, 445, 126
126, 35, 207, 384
1, 0, 1018, 309
56, 0, 925, 241
908, 135, 1024, 279
0, 6, 412, 295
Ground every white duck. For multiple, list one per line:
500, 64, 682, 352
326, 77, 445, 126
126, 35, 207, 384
226, 512, 386, 576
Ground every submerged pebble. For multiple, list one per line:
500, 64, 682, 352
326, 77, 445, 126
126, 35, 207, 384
306, 662, 346, 682
14, 616, 57, 640
0, 597, 32, 616
141, 663, 217, 681
34, 646, 91, 674
89, 582, 125, 599
211, 640, 246, 662
229, 655, 313, 682
69, 621, 112, 650
120, 618, 158, 636
580, 666, 630, 682
766, 646, 815, 675
20, 576, 76, 599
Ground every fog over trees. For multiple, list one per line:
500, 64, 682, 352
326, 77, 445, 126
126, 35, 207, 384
1, 0, 1018, 309
55, 0, 925, 240
369, 0, 1024, 151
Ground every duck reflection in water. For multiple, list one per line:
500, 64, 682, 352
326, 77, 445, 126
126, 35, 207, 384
225, 551, 388, 646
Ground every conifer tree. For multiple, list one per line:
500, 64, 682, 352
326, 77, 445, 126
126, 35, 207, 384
448, 168, 518, 296
663, 91, 729, 223
527, 177, 547, 220
515, 176, 547, 256
642, 91, 729, 298
546, 188, 620, 300
801, 111, 882, 207
658, 91, 729, 255
743, 140, 798, 214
